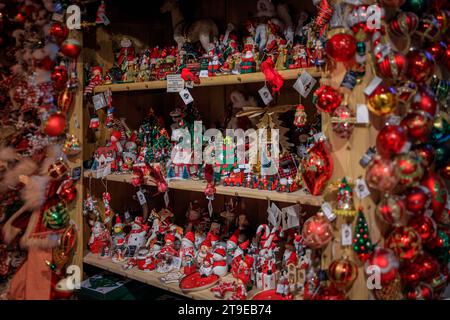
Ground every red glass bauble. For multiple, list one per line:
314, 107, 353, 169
376, 194, 406, 227
413, 144, 435, 167
426, 41, 447, 63
401, 111, 433, 143
331, 105, 355, 139
410, 87, 438, 118
326, 33, 357, 62
365, 247, 399, 284
376, 51, 407, 80
327, 258, 358, 290
404, 186, 431, 215
61, 38, 81, 59
405, 50, 435, 83
57, 179, 77, 203
313, 85, 343, 113
44, 113, 66, 137
395, 153, 424, 187
314, 284, 346, 300
409, 215, 437, 244
49, 21, 69, 43
421, 171, 448, 219
386, 226, 422, 262
301, 140, 333, 196
302, 213, 333, 249
51, 65, 68, 91
376, 125, 407, 158
390, 12, 419, 37
365, 156, 399, 192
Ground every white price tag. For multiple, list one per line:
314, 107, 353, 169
341, 224, 353, 246
167, 74, 185, 93
321, 202, 336, 222
171, 257, 182, 270
401, 141, 412, 154
267, 203, 282, 227
355, 178, 371, 199
93, 93, 107, 110
179, 88, 194, 105
185, 81, 194, 89
136, 190, 147, 205
386, 115, 401, 126
293, 72, 317, 98
199, 70, 209, 78
356, 104, 370, 124
102, 164, 111, 177
164, 191, 170, 208
258, 86, 273, 105
233, 168, 241, 173
281, 205, 300, 231
364, 76, 383, 96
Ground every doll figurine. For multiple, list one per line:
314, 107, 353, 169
84, 66, 103, 97
240, 42, 256, 74
89, 221, 111, 254
117, 37, 135, 75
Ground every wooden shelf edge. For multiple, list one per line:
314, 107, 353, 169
83, 171, 324, 206
93, 68, 322, 93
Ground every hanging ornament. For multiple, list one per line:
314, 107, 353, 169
313, 85, 343, 114
43, 112, 66, 137
43, 202, 70, 230
395, 153, 424, 187
404, 186, 431, 215
49, 21, 69, 43
376, 51, 408, 80
430, 76, 449, 101
413, 144, 435, 167
294, 105, 307, 128
425, 41, 447, 63
353, 208, 374, 262
331, 105, 355, 139
401, 111, 433, 143
409, 215, 437, 244
301, 213, 333, 249
327, 258, 358, 291
102, 192, 112, 222
386, 226, 422, 262
61, 38, 82, 59
63, 134, 82, 156
301, 139, 333, 196
51, 65, 69, 91
48, 158, 70, 181
326, 33, 357, 63
410, 87, 438, 118
312, 0, 334, 36
314, 285, 346, 300
365, 156, 399, 192
334, 177, 356, 218
367, 85, 398, 116
428, 229, 450, 264
421, 171, 448, 219
400, 254, 439, 287
376, 125, 408, 158
405, 50, 435, 84
365, 247, 399, 284
415, 14, 441, 42
376, 194, 406, 227
401, 0, 427, 15
57, 88, 74, 113
390, 12, 419, 37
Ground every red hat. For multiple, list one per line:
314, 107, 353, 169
184, 231, 195, 244
214, 247, 226, 257
114, 215, 123, 227
207, 232, 219, 243
91, 66, 103, 73
287, 252, 298, 266
244, 255, 254, 266
165, 233, 175, 243
228, 233, 238, 246
117, 238, 125, 246
239, 240, 250, 251
111, 130, 122, 141
201, 238, 212, 249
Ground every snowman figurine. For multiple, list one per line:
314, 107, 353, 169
125, 217, 147, 256
212, 246, 228, 277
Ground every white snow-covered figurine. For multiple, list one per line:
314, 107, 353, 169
126, 217, 147, 250
276, 272, 290, 296
212, 246, 228, 277
226, 232, 238, 265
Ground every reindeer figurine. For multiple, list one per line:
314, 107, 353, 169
160, 0, 219, 53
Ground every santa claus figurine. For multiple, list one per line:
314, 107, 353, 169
117, 38, 135, 74
199, 252, 214, 277
180, 231, 196, 259
182, 252, 196, 276
240, 42, 256, 74
196, 238, 212, 267
89, 221, 111, 254
237, 255, 254, 288
212, 246, 228, 277
160, 233, 178, 257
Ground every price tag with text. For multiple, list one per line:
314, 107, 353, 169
179, 88, 194, 105
341, 224, 353, 246
167, 74, 185, 93
321, 202, 336, 222
136, 190, 147, 205
93, 93, 108, 110
258, 86, 273, 105
293, 72, 317, 98
355, 178, 371, 199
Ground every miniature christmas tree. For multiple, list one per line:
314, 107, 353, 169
167, 166, 175, 179
182, 165, 190, 179
353, 208, 374, 262
334, 177, 356, 218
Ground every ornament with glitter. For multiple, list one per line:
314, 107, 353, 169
334, 177, 356, 219
294, 105, 307, 128
102, 192, 112, 223
353, 208, 374, 262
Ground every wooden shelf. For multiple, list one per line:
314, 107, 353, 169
83, 171, 324, 206
83, 253, 259, 300
93, 68, 322, 93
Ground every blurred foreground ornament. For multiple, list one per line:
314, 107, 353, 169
43, 202, 70, 230
386, 226, 422, 262
63, 134, 81, 156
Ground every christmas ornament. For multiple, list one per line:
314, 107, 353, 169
365, 247, 399, 284
401, 111, 433, 143
51, 65, 69, 91
413, 144, 435, 167
405, 283, 433, 300
57, 88, 74, 112
49, 21, 69, 43
421, 172, 448, 219
326, 33, 356, 62
426, 41, 447, 63
313, 285, 346, 300
44, 112, 66, 137
331, 105, 355, 139
401, 0, 427, 15
410, 87, 438, 118
57, 179, 77, 204
353, 208, 374, 262
48, 158, 69, 180
302, 139, 333, 196
404, 186, 431, 215
43, 202, 70, 230
312, 0, 334, 36
390, 12, 419, 37
373, 276, 403, 300
395, 153, 424, 187
327, 258, 358, 290
428, 230, 450, 264
409, 215, 437, 244
294, 105, 307, 128
313, 85, 342, 114
365, 156, 399, 192
367, 86, 398, 116
376, 194, 406, 227
63, 134, 82, 156
376, 51, 407, 80
61, 38, 82, 59
405, 50, 435, 84
376, 125, 408, 158
386, 226, 422, 262
415, 14, 441, 42
302, 213, 333, 249
334, 177, 356, 218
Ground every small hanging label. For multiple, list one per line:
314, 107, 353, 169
321, 202, 336, 222
72, 167, 82, 181
136, 190, 147, 205
356, 104, 370, 124
401, 141, 412, 154
102, 164, 111, 177
93, 93, 108, 110
73, 114, 80, 129
164, 191, 170, 208
281, 205, 300, 231
167, 74, 185, 93
258, 86, 273, 105
179, 88, 194, 105
386, 115, 401, 126
293, 72, 317, 98
355, 178, 371, 199
341, 224, 353, 246
340, 70, 358, 90
267, 203, 282, 227
208, 199, 213, 217
364, 76, 383, 96
360, 147, 377, 168
199, 70, 209, 78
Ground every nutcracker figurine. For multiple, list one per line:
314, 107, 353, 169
240, 43, 256, 74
